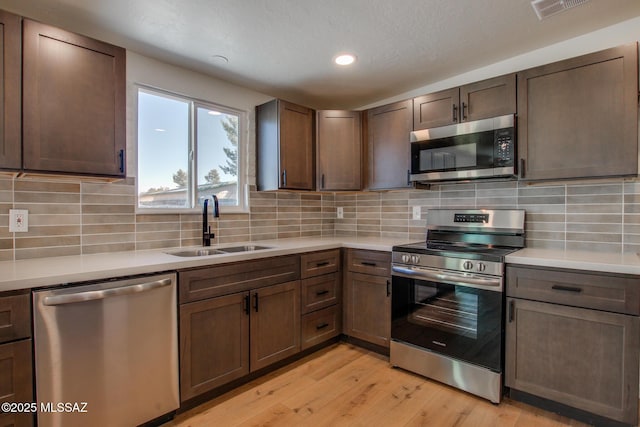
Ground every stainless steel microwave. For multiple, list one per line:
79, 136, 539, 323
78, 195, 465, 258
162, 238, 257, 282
410, 114, 516, 183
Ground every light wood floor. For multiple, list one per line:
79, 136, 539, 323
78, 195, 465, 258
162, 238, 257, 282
167, 343, 588, 427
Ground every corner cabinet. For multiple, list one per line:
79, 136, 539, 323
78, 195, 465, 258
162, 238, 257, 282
0, 10, 21, 171
22, 19, 126, 177
316, 110, 362, 191
517, 43, 638, 181
257, 99, 315, 191
365, 100, 412, 190
505, 265, 640, 425
413, 73, 516, 130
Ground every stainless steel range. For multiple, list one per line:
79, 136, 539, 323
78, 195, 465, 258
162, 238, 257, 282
390, 208, 525, 403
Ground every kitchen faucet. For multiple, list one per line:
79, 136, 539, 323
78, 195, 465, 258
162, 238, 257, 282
202, 195, 220, 246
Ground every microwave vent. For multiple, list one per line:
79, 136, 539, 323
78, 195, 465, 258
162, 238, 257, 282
530, 0, 590, 20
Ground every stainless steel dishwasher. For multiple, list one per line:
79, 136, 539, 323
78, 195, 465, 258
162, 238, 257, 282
33, 272, 179, 427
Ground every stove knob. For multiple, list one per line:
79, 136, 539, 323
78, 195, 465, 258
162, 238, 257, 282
463, 261, 473, 270
401, 254, 410, 263
411, 255, 420, 264
477, 262, 486, 272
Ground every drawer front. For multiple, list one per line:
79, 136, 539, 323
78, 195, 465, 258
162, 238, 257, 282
300, 250, 340, 279
347, 249, 391, 277
301, 272, 340, 314
0, 339, 34, 427
507, 265, 640, 315
301, 305, 342, 350
179, 255, 300, 303
0, 292, 31, 344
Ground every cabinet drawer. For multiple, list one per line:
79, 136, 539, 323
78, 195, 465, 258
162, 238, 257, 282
301, 305, 342, 350
0, 292, 31, 344
346, 249, 391, 276
301, 272, 340, 314
179, 255, 300, 303
506, 265, 640, 315
0, 339, 34, 427
300, 249, 340, 278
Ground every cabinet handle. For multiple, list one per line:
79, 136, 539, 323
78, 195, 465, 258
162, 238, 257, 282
361, 261, 377, 267
321, 173, 325, 189
386, 279, 391, 297
315, 290, 330, 296
519, 159, 526, 179
316, 322, 329, 330
452, 104, 458, 122
253, 293, 259, 312
461, 102, 467, 121
316, 261, 330, 267
508, 300, 515, 323
244, 294, 250, 315
407, 169, 411, 186
282, 169, 287, 187
551, 285, 583, 293
118, 149, 125, 173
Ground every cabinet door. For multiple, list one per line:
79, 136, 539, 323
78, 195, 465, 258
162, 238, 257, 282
517, 43, 638, 181
366, 100, 412, 190
22, 20, 126, 177
179, 293, 249, 401
279, 100, 314, 190
344, 272, 391, 348
413, 87, 459, 130
0, 10, 20, 170
505, 297, 639, 425
316, 110, 361, 190
460, 73, 516, 122
0, 340, 33, 427
250, 280, 300, 371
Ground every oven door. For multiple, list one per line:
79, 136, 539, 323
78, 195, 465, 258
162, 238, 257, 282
391, 265, 504, 372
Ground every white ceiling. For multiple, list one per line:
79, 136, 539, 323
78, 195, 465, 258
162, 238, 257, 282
2, 0, 640, 109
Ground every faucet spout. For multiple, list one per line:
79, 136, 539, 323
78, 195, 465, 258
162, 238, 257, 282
202, 199, 212, 246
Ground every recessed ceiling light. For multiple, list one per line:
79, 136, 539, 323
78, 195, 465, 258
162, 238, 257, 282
211, 54, 229, 64
334, 54, 356, 66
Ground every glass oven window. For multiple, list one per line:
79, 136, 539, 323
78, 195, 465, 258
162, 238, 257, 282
410, 283, 478, 339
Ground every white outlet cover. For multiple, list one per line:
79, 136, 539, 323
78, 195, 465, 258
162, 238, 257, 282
9, 209, 29, 232
412, 206, 421, 220
337, 207, 344, 219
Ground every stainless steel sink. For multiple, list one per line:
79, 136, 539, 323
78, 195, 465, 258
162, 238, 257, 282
166, 245, 272, 257
166, 249, 226, 257
218, 245, 272, 253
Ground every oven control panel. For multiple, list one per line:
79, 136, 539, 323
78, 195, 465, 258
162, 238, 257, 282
392, 251, 503, 277
454, 213, 489, 223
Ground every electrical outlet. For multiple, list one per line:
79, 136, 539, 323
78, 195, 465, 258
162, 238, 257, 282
412, 206, 421, 220
337, 207, 344, 219
9, 209, 28, 232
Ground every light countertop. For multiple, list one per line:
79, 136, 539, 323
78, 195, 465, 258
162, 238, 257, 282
506, 248, 640, 276
0, 237, 413, 292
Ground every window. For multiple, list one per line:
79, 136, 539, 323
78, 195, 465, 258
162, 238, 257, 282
137, 87, 245, 212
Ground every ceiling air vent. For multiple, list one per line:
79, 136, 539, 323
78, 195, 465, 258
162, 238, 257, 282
531, 0, 590, 20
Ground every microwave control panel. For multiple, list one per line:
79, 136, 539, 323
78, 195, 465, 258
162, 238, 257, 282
494, 128, 514, 166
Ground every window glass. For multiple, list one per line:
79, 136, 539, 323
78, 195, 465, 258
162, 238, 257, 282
137, 88, 245, 211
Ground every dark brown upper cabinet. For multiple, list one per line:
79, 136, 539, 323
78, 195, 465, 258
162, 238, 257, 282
0, 10, 21, 171
413, 73, 516, 130
316, 110, 362, 191
256, 99, 315, 191
365, 100, 413, 190
22, 19, 126, 177
517, 43, 638, 181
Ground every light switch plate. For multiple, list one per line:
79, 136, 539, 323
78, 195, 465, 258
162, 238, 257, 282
412, 206, 421, 220
9, 209, 28, 232
337, 207, 344, 219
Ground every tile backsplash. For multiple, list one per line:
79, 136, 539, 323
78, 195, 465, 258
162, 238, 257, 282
2, 176, 640, 261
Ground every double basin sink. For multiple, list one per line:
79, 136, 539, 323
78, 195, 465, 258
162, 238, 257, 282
167, 245, 272, 257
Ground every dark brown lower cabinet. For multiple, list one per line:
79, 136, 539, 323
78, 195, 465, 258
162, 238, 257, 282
180, 281, 300, 401
506, 268, 640, 425
344, 272, 390, 348
0, 340, 33, 427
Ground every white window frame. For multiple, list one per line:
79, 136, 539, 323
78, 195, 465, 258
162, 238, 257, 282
135, 85, 248, 214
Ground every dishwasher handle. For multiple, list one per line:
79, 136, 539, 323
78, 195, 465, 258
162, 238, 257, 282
42, 277, 173, 306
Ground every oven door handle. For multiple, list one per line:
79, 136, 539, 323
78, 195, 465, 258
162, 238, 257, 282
391, 265, 503, 292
